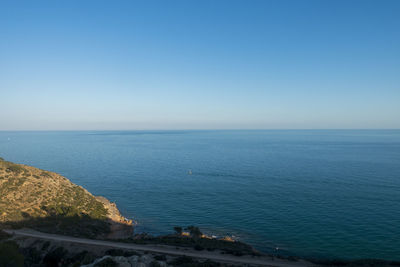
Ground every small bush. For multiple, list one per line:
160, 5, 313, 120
174, 226, 183, 234
154, 255, 167, 261
6, 165, 25, 173
41, 241, 51, 251
71, 251, 96, 265
41, 171, 52, 178
169, 256, 195, 265
94, 257, 118, 267
0, 229, 11, 240
186, 226, 202, 238
194, 244, 204, 251
105, 249, 125, 256
230, 251, 243, 256
43, 247, 67, 266
200, 260, 222, 266
21, 247, 42, 266
149, 261, 162, 267
105, 249, 139, 257
0, 241, 24, 267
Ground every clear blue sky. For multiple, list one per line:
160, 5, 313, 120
1, 0, 399, 130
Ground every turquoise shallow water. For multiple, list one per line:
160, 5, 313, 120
1, 130, 400, 260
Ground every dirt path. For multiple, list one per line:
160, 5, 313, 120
5, 229, 315, 267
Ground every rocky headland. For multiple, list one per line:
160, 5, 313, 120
0, 157, 132, 239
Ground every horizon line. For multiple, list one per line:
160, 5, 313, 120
1, 128, 399, 132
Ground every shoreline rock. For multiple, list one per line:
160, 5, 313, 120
95, 196, 133, 239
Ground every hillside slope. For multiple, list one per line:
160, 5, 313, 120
0, 158, 132, 239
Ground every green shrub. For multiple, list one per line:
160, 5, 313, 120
41, 241, 51, 251
70, 251, 97, 265
169, 256, 195, 265
0, 241, 24, 267
150, 260, 162, 267
43, 247, 67, 266
94, 257, 118, 267
186, 226, 202, 238
0, 229, 11, 240
41, 171, 52, 178
154, 255, 167, 261
199, 260, 222, 266
194, 244, 204, 251
6, 165, 26, 173
174, 226, 183, 234
105, 249, 138, 257
21, 247, 42, 266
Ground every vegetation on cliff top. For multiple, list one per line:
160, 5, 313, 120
0, 158, 110, 238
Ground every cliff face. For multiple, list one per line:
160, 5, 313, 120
0, 158, 132, 239
95, 196, 133, 239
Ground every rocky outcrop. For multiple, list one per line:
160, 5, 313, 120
96, 196, 133, 239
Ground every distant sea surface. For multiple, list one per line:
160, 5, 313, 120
1, 130, 400, 260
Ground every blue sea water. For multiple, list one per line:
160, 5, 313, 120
1, 130, 400, 260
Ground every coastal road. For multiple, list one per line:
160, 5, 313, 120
5, 229, 314, 267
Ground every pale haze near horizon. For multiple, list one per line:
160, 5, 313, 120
1, 1, 399, 130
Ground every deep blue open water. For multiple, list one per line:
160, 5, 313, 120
1, 130, 399, 260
